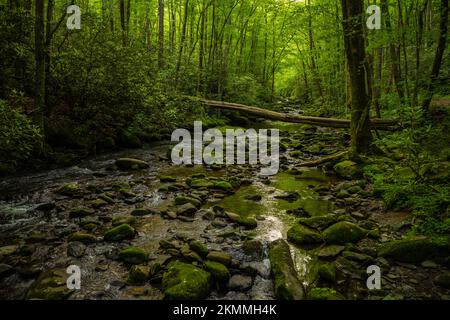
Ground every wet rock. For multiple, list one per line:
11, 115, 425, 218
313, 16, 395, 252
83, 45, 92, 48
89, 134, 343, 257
0, 263, 14, 278
298, 215, 338, 230
241, 240, 264, 260
433, 272, 450, 289
26, 269, 73, 300
90, 198, 108, 209
159, 239, 180, 250
189, 240, 209, 258
188, 178, 214, 189
119, 247, 148, 264
333, 160, 361, 179
205, 260, 230, 283
206, 251, 232, 266
112, 215, 136, 226
225, 212, 257, 229
162, 262, 211, 300
35, 202, 56, 211
322, 221, 369, 245
56, 183, 82, 197
268, 239, 304, 300
69, 208, 94, 218
200, 209, 215, 221
159, 176, 177, 183
104, 224, 135, 242
127, 265, 149, 284
131, 208, 156, 216
287, 224, 323, 245
67, 241, 86, 258
308, 287, 345, 300
228, 274, 252, 291
213, 181, 233, 192
342, 251, 373, 264
377, 238, 450, 263
115, 158, 149, 170
317, 245, 345, 259
245, 194, 262, 201
67, 232, 96, 244
275, 191, 300, 202
0, 245, 19, 259
175, 196, 201, 208
176, 203, 198, 217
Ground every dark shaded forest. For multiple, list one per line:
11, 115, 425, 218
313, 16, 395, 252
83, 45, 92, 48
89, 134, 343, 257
0, 0, 450, 301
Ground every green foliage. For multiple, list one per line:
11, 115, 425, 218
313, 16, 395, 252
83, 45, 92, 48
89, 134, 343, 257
0, 100, 43, 169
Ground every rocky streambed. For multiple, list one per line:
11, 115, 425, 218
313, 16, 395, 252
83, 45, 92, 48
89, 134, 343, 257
1, 121, 450, 300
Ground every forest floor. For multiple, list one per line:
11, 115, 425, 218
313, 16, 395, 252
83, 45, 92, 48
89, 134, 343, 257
0, 118, 450, 300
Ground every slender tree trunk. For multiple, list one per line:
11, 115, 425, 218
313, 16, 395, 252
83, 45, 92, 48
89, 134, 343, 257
158, 0, 164, 68
176, 0, 189, 75
341, 0, 372, 154
413, 0, 428, 106
34, 0, 46, 131
422, 0, 448, 111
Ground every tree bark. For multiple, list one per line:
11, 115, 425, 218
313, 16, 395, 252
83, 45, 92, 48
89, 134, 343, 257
341, 0, 373, 154
158, 0, 164, 68
34, 0, 46, 130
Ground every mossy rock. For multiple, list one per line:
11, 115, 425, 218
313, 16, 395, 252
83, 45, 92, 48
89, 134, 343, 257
206, 251, 232, 266
308, 287, 345, 300
213, 181, 233, 192
333, 160, 361, 180
268, 239, 305, 300
434, 272, 450, 289
127, 265, 149, 284
103, 224, 135, 242
205, 260, 230, 283
90, 198, 108, 209
189, 240, 209, 258
56, 183, 82, 196
26, 269, 73, 300
287, 224, 323, 245
119, 247, 148, 264
322, 221, 368, 245
176, 203, 198, 217
67, 232, 96, 244
69, 208, 94, 218
112, 215, 136, 227
318, 262, 336, 283
175, 196, 201, 208
159, 176, 177, 183
115, 158, 148, 170
377, 237, 450, 263
236, 216, 258, 229
298, 215, 338, 231
162, 262, 211, 300
188, 178, 214, 189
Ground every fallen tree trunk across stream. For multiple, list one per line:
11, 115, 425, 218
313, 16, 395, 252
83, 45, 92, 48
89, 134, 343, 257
194, 98, 398, 131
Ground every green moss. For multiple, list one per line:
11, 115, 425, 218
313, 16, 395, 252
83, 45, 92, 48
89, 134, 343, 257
26, 269, 73, 300
334, 160, 361, 179
204, 260, 230, 282
318, 263, 336, 283
112, 215, 136, 226
103, 224, 135, 242
236, 216, 258, 229
127, 265, 149, 284
298, 215, 338, 230
162, 262, 211, 300
189, 240, 209, 258
119, 247, 148, 264
322, 221, 368, 245
206, 251, 232, 266
308, 287, 345, 300
213, 181, 233, 192
175, 196, 201, 207
188, 178, 214, 189
287, 224, 323, 245
57, 183, 81, 196
67, 232, 96, 244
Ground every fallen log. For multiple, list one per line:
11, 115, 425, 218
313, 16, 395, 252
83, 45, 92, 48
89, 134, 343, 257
193, 97, 398, 131
296, 151, 349, 167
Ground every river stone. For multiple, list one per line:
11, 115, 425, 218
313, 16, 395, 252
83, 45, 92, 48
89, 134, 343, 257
56, 183, 82, 197
318, 262, 336, 283
434, 272, 450, 289
245, 194, 262, 201
241, 240, 264, 260
35, 202, 56, 211
228, 274, 252, 291
67, 241, 86, 258
119, 247, 148, 264
69, 208, 94, 218
317, 245, 345, 259
127, 265, 149, 284
206, 251, 232, 266
112, 215, 136, 226
131, 208, 157, 216
26, 269, 73, 300
115, 158, 149, 170
308, 287, 345, 300
333, 160, 361, 179
176, 203, 198, 217
298, 215, 338, 230
162, 262, 211, 300
274, 191, 300, 202
104, 224, 135, 242
175, 196, 201, 208
342, 250, 373, 264
67, 232, 96, 244
268, 239, 304, 300
287, 224, 323, 245
322, 221, 369, 245
213, 181, 233, 192
189, 240, 209, 258
205, 260, 230, 282
159, 176, 177, 183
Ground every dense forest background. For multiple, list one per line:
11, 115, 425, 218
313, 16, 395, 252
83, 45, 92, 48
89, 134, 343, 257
0, 0, 449, 237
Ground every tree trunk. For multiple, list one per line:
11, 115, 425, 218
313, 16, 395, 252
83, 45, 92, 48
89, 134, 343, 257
341, 0, 372, 154
422, 0, 448, 112
34, 0, 46, 130
158, 0, 164, 68
176, 0, 189, 75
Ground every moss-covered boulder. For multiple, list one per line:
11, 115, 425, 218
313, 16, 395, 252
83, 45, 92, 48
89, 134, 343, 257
308, 287, 345, 300
225, 212, 257, 229
213, 181, 233, 192
287, 224, 323, 245
322, 221, 368, 245
377, 237, 450, 263
298, 215, 338, 230
175, 196, 201, 208
333, 160, 361, 180
119, 247, 148, 264
112, 215, 136, 227
205, 260, 230, 283
127, 265, 149, 284
67, 232, 96, 244
268, 239, 304, 300
176, 203, 198, 217
318, 262, 336, 283
189, 240, 209, 258
56, 183, 82, 197
26, 269, 73, 300
162, 262, 211, 300
103, 224, 135, 242
188, 178, 214, 189
206, 251, 232, 266
69, 208, 94, 218
115, 158, 148, 170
